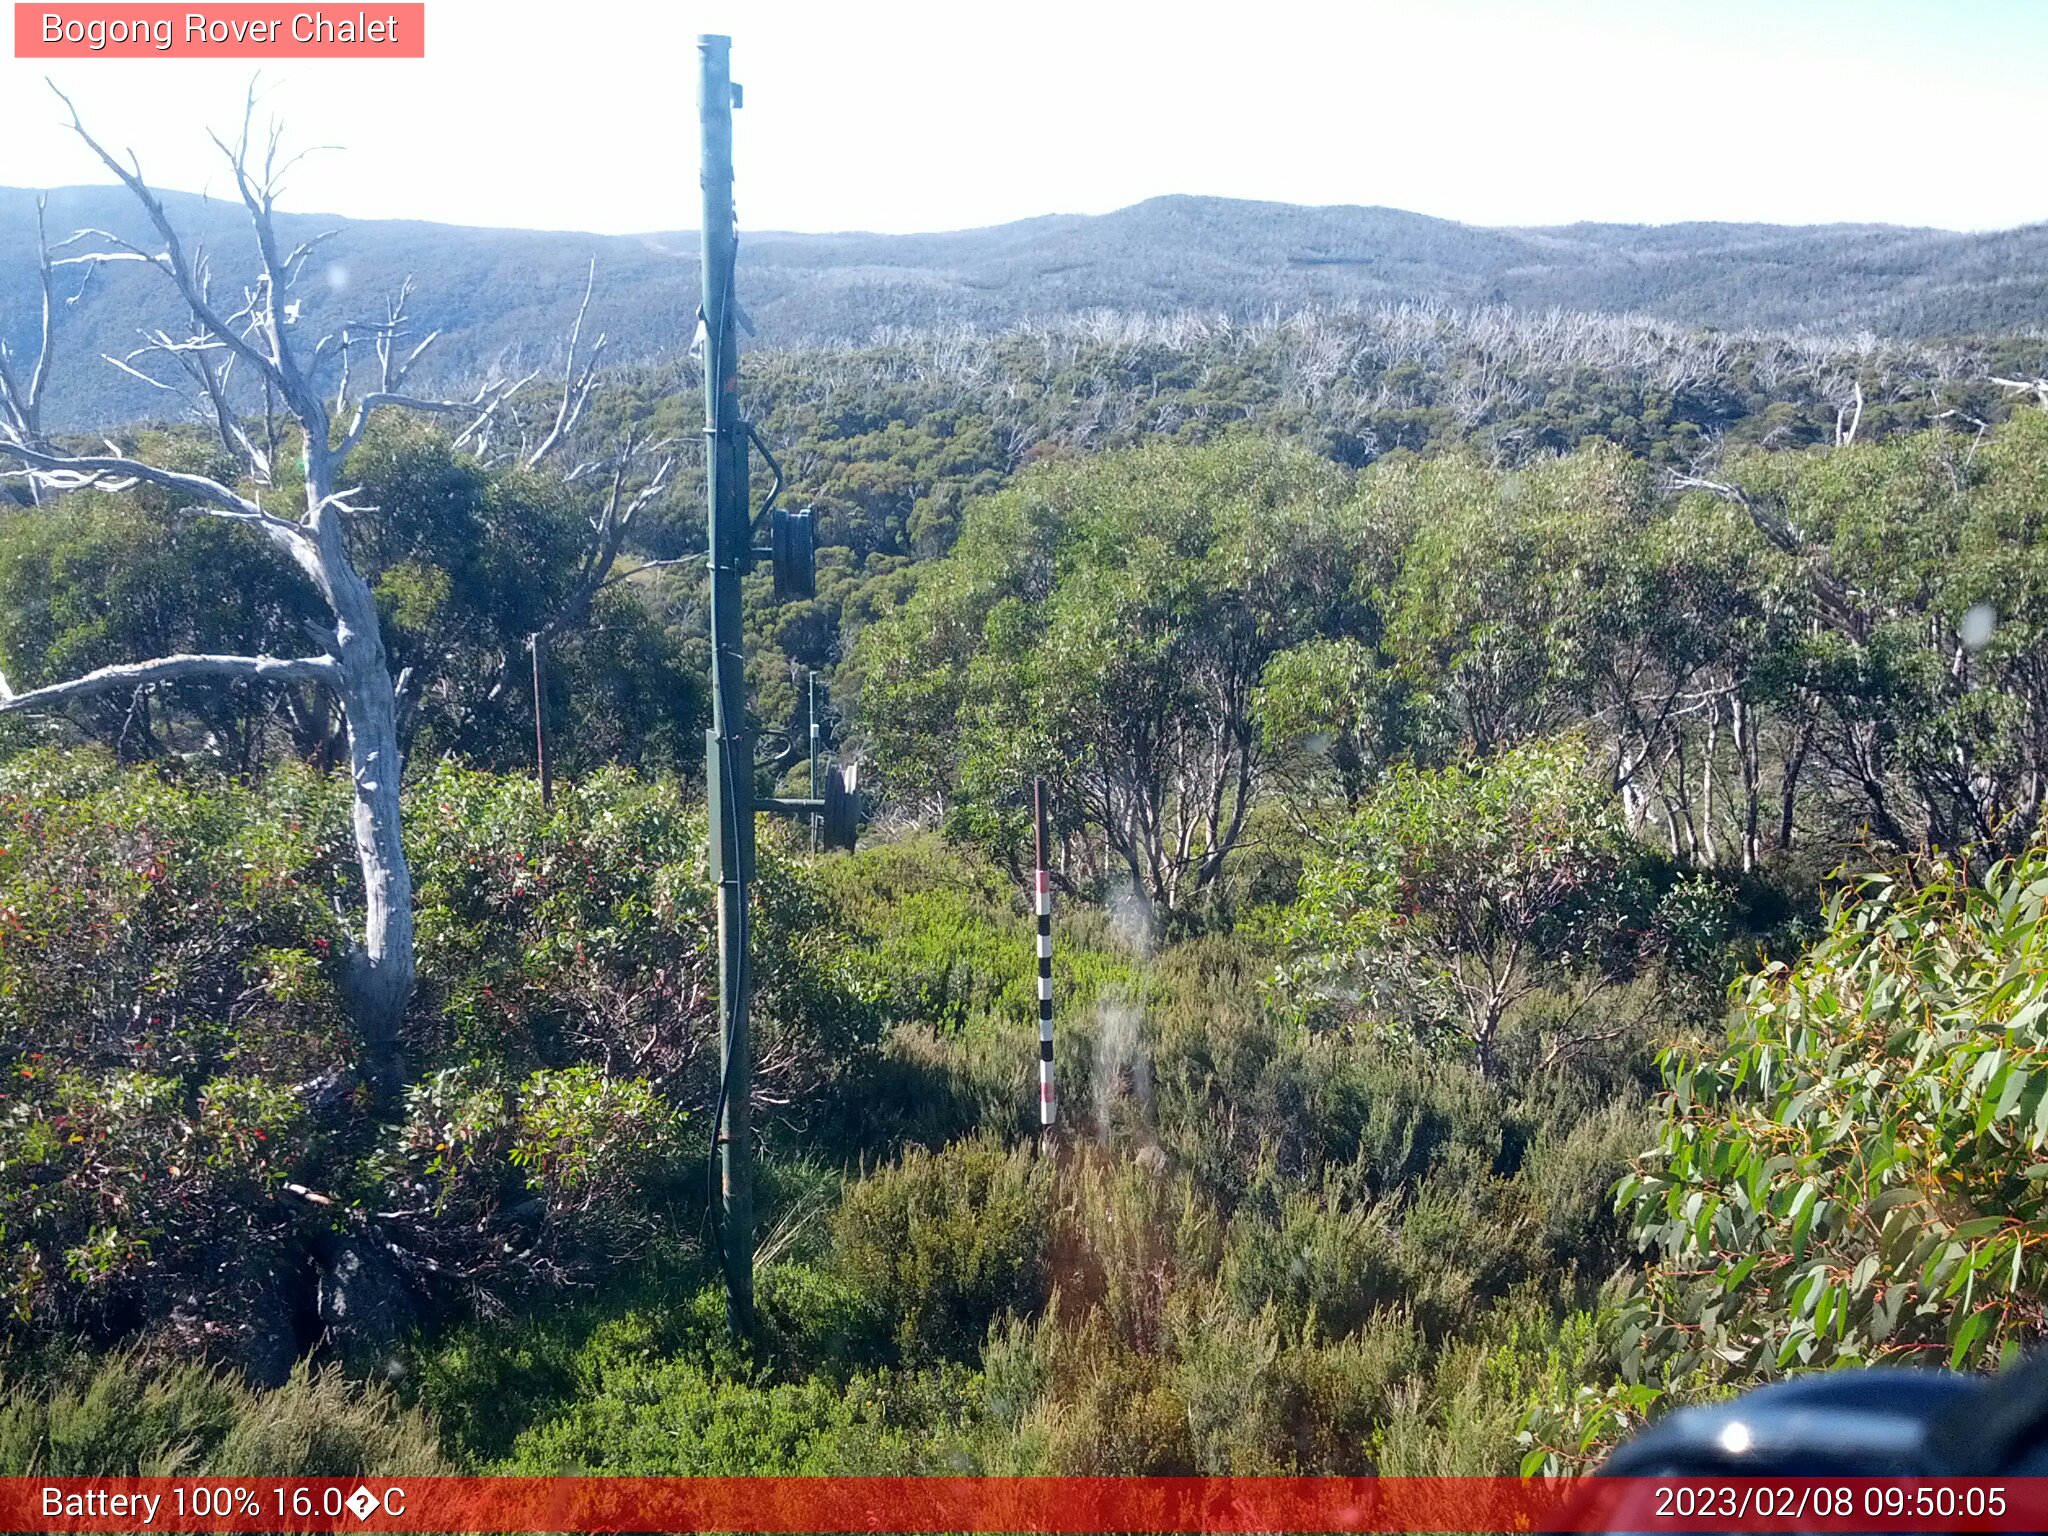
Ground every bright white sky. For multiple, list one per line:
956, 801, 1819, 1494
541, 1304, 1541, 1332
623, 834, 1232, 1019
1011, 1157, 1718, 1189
3, 0, 2044, 235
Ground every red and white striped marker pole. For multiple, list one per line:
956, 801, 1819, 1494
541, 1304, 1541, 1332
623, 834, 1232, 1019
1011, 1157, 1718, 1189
1034, 778, 1055, 1129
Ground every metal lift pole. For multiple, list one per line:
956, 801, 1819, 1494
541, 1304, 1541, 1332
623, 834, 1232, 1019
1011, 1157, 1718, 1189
699, 31, 755, 1337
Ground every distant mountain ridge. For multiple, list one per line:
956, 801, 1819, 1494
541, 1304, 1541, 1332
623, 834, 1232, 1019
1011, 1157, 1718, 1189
3, 186, 2044, 428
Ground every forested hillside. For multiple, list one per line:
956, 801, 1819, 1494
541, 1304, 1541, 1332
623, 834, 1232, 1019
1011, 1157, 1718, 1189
6, 181, 2048, 426
6, 153, 2048, 1483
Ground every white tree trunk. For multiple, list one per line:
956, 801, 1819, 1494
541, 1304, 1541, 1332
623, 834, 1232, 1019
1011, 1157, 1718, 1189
1, 90, 635, 1104
330, 555, 414, 1093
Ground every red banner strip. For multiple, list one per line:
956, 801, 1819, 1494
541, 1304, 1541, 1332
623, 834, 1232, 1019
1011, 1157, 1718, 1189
14, 5, 424, 58
6, 1476, 2048, 1533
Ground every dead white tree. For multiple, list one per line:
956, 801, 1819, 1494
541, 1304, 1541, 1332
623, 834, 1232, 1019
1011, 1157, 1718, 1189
520, 258, 609, 474
1992, 375, 2048, 410
0, 193, 85, 497
0, 90, 528, 1100
1834, 377, 1864, 447
525, 427, 679, 800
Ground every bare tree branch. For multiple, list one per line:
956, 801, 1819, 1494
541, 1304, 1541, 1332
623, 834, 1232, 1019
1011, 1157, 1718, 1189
1991, 376, 2048, 408
536, 442, 676, 644
203, 84, 325, 422
0, 651, 334, 714
1, 91, 420, 1094
596, 552, 706, 593
1835, 378, 1864, 447
334, 378, 523, 465
0, 441, 306, 548
0, 195, 59, 454
47, 83, 295, 402
525, 259, 608, 468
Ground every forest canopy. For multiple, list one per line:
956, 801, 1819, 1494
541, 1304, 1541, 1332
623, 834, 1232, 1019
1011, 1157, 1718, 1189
4, 244, 2048, 1477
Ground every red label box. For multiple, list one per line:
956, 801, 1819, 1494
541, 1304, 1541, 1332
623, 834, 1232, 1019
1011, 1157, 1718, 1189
14, 3, 425, 56
9, 1476, 2048, 1533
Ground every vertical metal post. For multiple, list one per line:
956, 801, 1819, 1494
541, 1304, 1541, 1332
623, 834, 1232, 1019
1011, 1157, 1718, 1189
530, 635, 552, 806
807, 671, 821, 854
700, 31, 754, 1337
1034, 779, 1055, 1134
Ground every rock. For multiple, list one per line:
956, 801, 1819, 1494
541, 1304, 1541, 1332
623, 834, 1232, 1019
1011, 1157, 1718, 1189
295, 1067, 359, 1122
157, 1264, 306, 1388
235, 1290, 300, 1388
316, 1237, 415, 1360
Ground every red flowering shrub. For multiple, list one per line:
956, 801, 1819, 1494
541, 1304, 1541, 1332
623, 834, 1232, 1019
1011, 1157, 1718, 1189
0, 751, 874, 1373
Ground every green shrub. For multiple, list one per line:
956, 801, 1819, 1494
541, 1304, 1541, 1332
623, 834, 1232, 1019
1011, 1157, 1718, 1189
0, 751, 874, 1365
506, 1361, 860, 1475
409, 763, 877, 1117
854, 1020, 1039, 1149
1276, 741, 1731, 1078
504, 1352, 986, 1476
1305, 1042, 1513, 1197
1271, 1312, 1427, 1471
0, 1354, 444, 1476
410, 1311, 586, 1467
0, 753, 347, 1345
1172, 1291, 1290, 1473
209, 1366, 449, 1476
1026, 1317, 1200, 1475
818, 835, 1145, 1153
751, 1261, 889, 1377
1378, 1295, 1607, 1476
1224, 1189, 1405, 1341
986, 1235, 1424, 1474
832, 1137, 1054, 1362
1620, 838, 2048, 1383
1519, 1097, 1654, 1269
821, 834, 1141, 1032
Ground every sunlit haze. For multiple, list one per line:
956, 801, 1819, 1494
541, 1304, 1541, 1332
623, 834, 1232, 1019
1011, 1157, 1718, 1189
2, 0, 2045, 236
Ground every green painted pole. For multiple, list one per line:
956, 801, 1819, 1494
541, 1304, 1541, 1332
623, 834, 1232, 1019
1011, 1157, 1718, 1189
699, 31, 754, 1337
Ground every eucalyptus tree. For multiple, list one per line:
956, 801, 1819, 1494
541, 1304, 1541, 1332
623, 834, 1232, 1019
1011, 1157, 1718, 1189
0, 95, 530, 1096
1378, 448, 1648, 759
1279, 742, 1729, 1080
860, 435, 1367, 920
1679, 414, 2048, 861
1258, 636, 1425, 814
